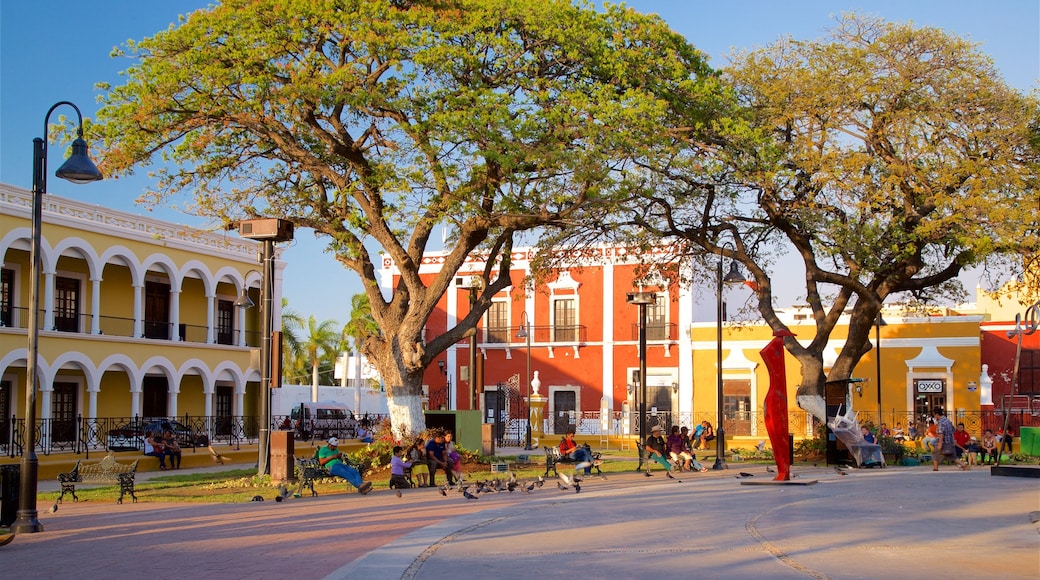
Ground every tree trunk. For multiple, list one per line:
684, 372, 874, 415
311, 362, 319, 403
386, 383, 425, 441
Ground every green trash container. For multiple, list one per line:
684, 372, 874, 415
1019, 427, 1040, 457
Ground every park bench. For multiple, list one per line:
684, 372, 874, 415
544, 445, 603, 478
57, 453, 139, 504
293, 448, 365, 497
634, 441, 677, 474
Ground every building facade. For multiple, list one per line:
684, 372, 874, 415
385, 247, 1013, 443
0, 184, 280, 453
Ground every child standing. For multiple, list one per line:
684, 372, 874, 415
408, 437, 429, 487
389, 445, 413, 489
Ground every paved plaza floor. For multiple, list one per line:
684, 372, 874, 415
4, 462, 1039, 579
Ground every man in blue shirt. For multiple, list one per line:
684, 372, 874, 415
426, 430, 453, 486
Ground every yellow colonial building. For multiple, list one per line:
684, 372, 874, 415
0, 183, 278, 453
689, 310, 985, 442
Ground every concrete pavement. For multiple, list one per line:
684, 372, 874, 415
5, 461, 1039, 579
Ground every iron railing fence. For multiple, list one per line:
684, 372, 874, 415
3, 410, 1034, 458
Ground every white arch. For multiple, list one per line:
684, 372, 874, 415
49, 351, 101, 392
52, 237, 103, 280
141, 253, 181, 290
180, 259, 217, 296
138, 356, 178, 382
97, 353, 143, 391
176, 358, 216, 395
0, 226, 33, 260
98, 245, 145, 285
213, 361, 248, 395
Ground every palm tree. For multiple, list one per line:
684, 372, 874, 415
300, 315, 341, 402
280, 298, 306, 385
343, 292, 380, 357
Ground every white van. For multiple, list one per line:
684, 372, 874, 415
289, 402, 358, 441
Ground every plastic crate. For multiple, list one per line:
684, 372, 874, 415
490, 462, 510, 473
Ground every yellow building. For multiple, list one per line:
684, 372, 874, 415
689, 311, 984, 442
0, 183, 277, 451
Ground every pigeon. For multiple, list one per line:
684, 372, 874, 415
737, 472, 754, 478
507, 481, 518, 492
251, 495, 264, 501
508, 471, 517, 485
274, 495, 284, 502
523, 481, 536, 493
48, 503, 58, 514
439, 486, 448, 497
396, 489, 403, 498
666, 471, 675, 479
644, 471, 653, 478
574, 482, 581, 493
536, 476, 545, 487
462, 487, 479, 500
834, 467, 848, 476
756, 441, 767, 452
207, 445, 227, 465
278, 484, 290, 500
557, 481, 568, 491
766, 466, 776, 473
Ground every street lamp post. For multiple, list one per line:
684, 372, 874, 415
713, 243, 746, 471
517, 312, 533, 449
237, 218, 293, 477
875, 313, 886, 425
13, 101, 103, 534
627, 292, 656, 443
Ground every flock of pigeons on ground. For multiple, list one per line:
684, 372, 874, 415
247, 463, 856, 502
429, 469, 603, 500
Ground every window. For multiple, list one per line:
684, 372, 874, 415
0, 268, 12, 327
144, 280, 171, 339
54, 276, 80, 332
216, 299, 234, 345
485, 300, 509, 343
553, 298, 576, 342
647, 294, 668, 340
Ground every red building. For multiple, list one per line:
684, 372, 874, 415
381, 246, 690, 438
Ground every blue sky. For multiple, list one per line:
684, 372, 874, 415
2, 1, 1037, 326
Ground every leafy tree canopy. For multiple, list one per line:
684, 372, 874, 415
579, 14, 1040, 418
92, 0, 733, 435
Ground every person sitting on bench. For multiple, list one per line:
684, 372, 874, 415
644, 425, 673, 473
559, 428, 595, 476
319, 437, 373, 494
143, 430, 170, 470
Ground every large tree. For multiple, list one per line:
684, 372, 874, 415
600, 14, 1039, 420
92, 0, 727, 436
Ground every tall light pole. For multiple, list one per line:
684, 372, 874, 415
237, 218, 293, 477
714, 242, 746, 471
517, 311, 533, 449
875, 313, 886, 425
627, 292, 656, 443
13, 101, 103, 534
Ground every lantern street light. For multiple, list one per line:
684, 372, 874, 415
713, 242, 746, 471
517, 312, 533, 449
626, 292, 657, 443
13, 101, 103, 534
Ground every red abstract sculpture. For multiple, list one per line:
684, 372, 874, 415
761, 329, 796, 481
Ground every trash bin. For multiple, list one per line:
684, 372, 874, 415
270, 430, 295, 483
1, 464, 19, 527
